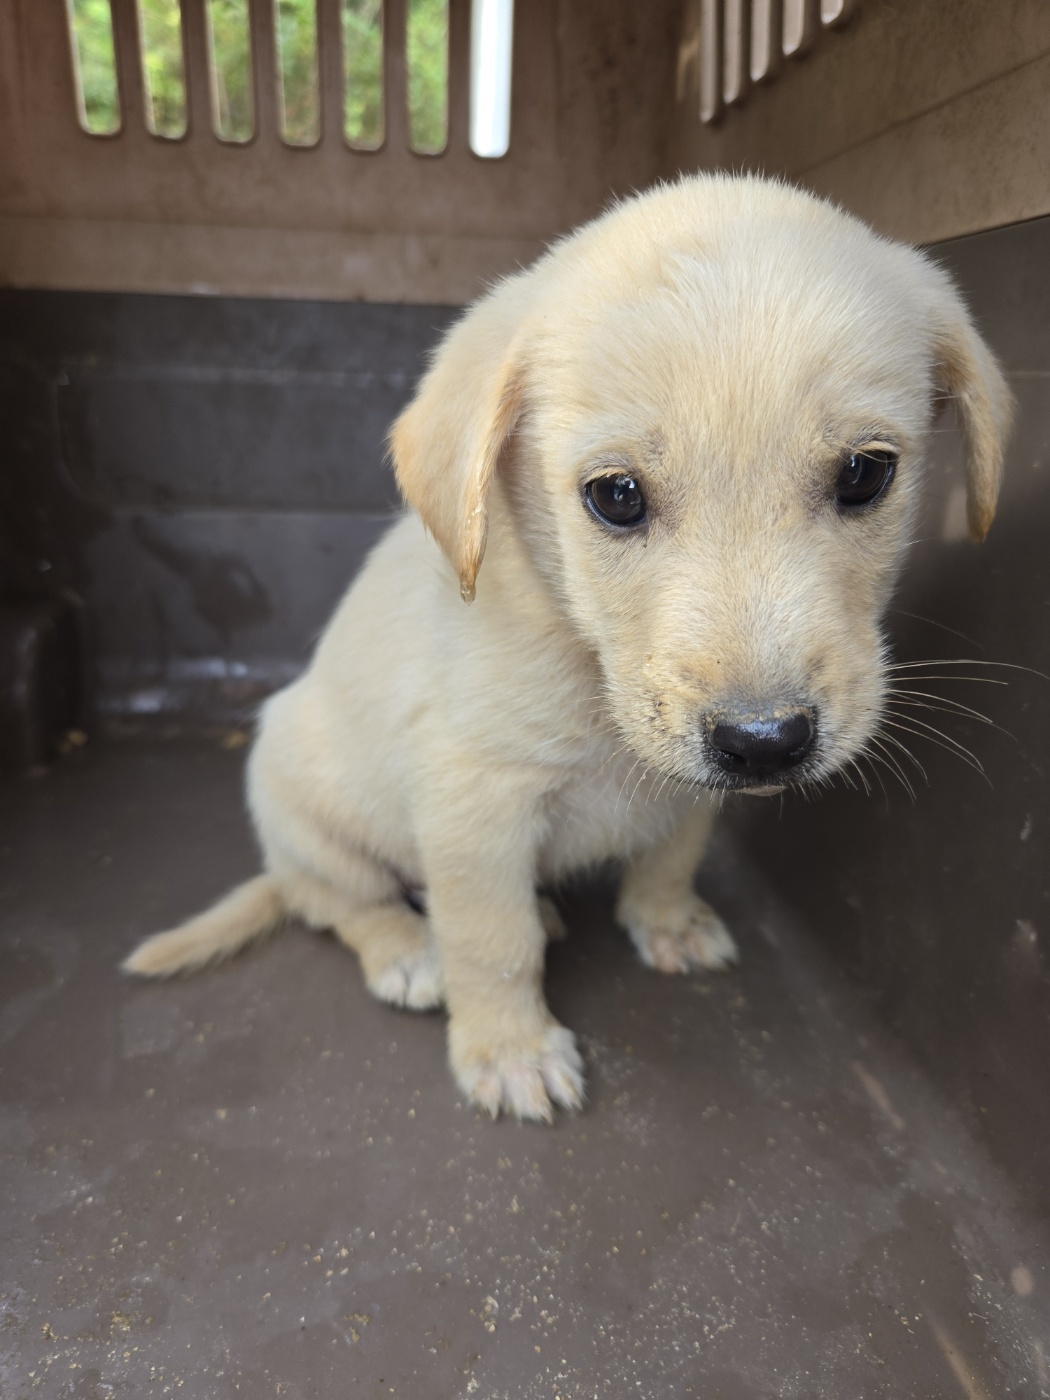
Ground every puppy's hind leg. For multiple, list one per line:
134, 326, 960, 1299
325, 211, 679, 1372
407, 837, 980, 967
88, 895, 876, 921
280, 851, 444, 1012
334, 904, 444, 1012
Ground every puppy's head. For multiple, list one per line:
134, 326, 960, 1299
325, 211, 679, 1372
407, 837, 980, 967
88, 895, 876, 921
392, 177, 1012, 792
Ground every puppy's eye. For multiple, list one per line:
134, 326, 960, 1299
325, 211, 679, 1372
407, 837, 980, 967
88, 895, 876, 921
836, 449, 896, 508
586, 474, 646, 527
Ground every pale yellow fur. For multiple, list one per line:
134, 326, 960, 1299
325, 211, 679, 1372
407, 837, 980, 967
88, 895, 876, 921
123, 175, 1011, 1122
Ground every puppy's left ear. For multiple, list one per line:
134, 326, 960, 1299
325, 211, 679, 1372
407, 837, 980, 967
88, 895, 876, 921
929, 278, 1013, 543
390, 294, 527, 603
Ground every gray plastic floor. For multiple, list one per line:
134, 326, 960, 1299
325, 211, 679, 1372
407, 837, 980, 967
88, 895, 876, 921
2, 737, 1048, 1399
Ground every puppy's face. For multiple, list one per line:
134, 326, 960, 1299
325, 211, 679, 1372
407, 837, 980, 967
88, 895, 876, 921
393, 179, 1011, 792
517, 243, 936, 791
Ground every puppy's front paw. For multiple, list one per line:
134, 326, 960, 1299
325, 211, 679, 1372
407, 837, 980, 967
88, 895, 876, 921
622, 894, 738, 974
451, 1021, 585, 1123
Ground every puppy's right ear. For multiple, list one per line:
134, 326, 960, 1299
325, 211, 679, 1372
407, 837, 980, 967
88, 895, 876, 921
390, 295, 526, 603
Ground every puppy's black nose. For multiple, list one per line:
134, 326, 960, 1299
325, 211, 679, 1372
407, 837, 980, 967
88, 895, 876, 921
708, 710, 815, 780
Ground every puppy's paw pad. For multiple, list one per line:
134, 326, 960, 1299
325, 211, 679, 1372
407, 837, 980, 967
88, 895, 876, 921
456, 1025, 585, 1123
538, 895, 567, 943
368, 943, 444, 1011
629, 898, 738, 974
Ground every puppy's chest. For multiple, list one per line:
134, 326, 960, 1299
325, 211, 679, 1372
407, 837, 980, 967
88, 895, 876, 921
539, 747, 689, 878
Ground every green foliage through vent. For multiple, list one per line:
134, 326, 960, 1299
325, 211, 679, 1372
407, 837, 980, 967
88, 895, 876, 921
407, 0, 448, 155
66, 0, 121, 135
205, 0, 254, 142
342, 0, 384, 149
137, 0, 188, 139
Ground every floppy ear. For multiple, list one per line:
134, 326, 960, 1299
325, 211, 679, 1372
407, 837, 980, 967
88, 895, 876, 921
390, 296, 526, 603
929, 278, 1013, 543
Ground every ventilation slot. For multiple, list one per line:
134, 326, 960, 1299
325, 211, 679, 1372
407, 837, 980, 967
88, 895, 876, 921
343, 0, 384, 149
722, 0, 749, 107
782, 0, 818, 59
683, 0, 858, 122
65, 0, 121, 136
274, 0, 320, 145
699, 0, 722, 125
470, 0, 513, 159
63, 0, 516, 157
205, 0, 254, 143
749, 0, 782, 85
136, 0, 188, 139
406, 0, 449, 155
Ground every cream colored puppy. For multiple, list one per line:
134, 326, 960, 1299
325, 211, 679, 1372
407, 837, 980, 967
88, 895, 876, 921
124, 175, 1011, 1122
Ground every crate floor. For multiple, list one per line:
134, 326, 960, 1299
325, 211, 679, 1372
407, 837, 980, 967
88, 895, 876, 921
1, 739, 1047, 1399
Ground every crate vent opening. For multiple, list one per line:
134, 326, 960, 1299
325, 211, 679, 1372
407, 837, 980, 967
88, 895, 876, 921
136, 0, 188, 139
682, 0, 859, 125
469, 0, 512, 159
205, 0, 254, 142
406, 0, 449, 155
342, 0, 384, 150
65, 0, 121, 136
274, 0, 320, 145
63, 0, 514, 158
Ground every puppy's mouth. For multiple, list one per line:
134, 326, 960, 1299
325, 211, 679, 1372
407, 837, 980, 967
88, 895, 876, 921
699, 768, 813, 796
664, 762, 819, 797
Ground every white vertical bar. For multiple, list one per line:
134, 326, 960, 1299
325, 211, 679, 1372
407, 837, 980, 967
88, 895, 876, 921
783, 0, 818, 57
820, 0, 857, 26
750, 0, 781, 84
723, 0, 749, 105
699, 0, 723, 124
469, 0, 512, 158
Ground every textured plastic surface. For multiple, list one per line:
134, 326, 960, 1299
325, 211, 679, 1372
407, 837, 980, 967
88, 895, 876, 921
1, 739, 1047, 1397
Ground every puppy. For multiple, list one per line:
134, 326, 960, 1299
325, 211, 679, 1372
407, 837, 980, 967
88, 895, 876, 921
124, 175, 1011, 1121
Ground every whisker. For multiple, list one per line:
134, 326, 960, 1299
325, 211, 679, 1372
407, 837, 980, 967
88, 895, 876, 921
650, 771, 672, 808
889, 610, 984, 649
615, 757, 643, 812
858, 748, 889, 803
887, 687, 996, 725
625, 766, 650, 816
662, 773, 685, 807
875, 727, 929, 784
867, 735, 917, 801
888, 699, 999, 733
850, 758, 873, 797
887, 658, 1048, 681
593, 741, 632, 783
886, 674, 1008, 687
881, 717, 991, 785
883, 713, 985, 769
886, 696, 1014, 742
865, 741, 912, 802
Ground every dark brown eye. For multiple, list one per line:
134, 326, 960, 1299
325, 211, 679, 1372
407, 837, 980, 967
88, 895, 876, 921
586, 474, 646, 527
836, 449, 896, 508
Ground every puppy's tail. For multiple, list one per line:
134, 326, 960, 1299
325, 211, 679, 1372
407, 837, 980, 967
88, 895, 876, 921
121, 874, 284, 977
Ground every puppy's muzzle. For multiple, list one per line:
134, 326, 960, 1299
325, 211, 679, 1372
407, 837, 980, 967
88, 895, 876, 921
706, 707, 816, 784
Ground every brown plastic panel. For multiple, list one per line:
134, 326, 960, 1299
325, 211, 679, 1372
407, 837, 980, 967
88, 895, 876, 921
667, 0, 1050, 245
0, 0, 679, 302
727, 214, 1050, 1220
